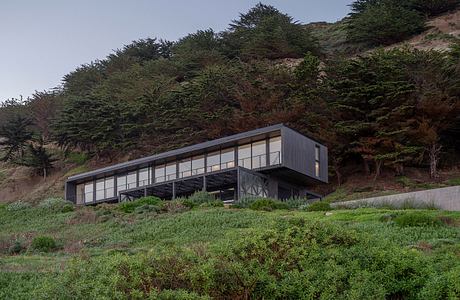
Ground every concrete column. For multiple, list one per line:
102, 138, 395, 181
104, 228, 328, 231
172, 182, 176, 199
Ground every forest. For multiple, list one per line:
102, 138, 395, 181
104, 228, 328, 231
1, 1, 459, 185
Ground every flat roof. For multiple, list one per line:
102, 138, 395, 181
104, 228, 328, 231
67, 123, 289, 182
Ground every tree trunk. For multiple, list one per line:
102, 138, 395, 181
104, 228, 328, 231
332, 159, 342, 186
373, 160, 382, 182
428, 143, 442, 179
363, 159, 370, 176
43, 167, 47, 179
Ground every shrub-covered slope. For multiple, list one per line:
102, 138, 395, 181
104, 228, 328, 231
1, 197, 459, 299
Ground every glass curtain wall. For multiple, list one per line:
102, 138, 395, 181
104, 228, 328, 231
220, 148, 235, 170
155, 165, 166, 183
138, 168, 150, 186
84, 182, 94, 203
105, 177, 114, 198
238, 144, 251, 169
269, 136, 282, 165
252, 140, 267, 169
179, 159, 192, 178
127, 172, 137, 189
192, 155, 205, 175
165, 163, 177, 181
76, 184, 85, 204
207, 151, 220, 172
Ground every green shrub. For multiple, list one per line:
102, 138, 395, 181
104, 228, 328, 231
305, 201, 332, 211
284, 197, 310, 209
249, 198, 289, 211
66, 152, 89, 165
8, 240, 25, 255
38, 197, 74, 213
42, 218, 456, 299
187, 191, 215, 205
394, 212, 443, 227
446, 177, 460, 186
31, 236, 57, 252
199, 200, 224, 208
6, 201, 31, 211
118, 196, 162, 213
133, 204, 163, 214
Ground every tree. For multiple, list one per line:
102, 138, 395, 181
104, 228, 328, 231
28, 90, 62, 142
346, 0, 426, 45
19, 141, 57, 179
0, 115, 33, 161
222, 3, 319, 60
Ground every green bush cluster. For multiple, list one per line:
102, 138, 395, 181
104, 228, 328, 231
394, 212, 443, 227
38, 197, 74, 213
179, 191, 222, 209
6, 201, 31, 211
39, 218, 460, 299
8, 240, 25, 255
118, 196, 162, 213
30, 236, 57, 253
305, 201, 332, 212
248, 198, 289, 211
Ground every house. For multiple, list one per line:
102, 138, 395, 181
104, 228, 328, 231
64, 124, 328, 204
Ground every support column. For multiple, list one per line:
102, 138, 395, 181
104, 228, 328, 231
203, 176, 207, 192
172, 182, 176, 199
144, 187, 147, 197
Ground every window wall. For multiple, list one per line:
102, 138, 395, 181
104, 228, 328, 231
139, 168, 150, 187
84, 182, 94, 203
269, 136, 282, 165
315, 145, 320, 177
73, 135, 282, 202
192, 155, 205, 175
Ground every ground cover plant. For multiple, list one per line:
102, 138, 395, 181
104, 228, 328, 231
0, 194, 459, 299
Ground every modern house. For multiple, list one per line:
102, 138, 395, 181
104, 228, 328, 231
65, 124, 328, 205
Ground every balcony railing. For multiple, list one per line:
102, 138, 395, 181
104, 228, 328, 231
238, 151, 281, 170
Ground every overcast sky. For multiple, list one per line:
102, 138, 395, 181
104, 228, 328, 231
0, 0, 353, 102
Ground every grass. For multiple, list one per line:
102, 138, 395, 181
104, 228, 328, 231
0, 201, 459, 299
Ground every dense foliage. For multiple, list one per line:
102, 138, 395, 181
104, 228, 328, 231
0, 3, 459, 183
346, 0, 459, 45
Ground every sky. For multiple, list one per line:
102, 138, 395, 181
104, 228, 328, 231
0, 0, 353, 102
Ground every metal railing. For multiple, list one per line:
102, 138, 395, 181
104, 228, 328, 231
238, 151, 281, 170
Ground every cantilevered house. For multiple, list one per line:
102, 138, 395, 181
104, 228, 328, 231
65, 124, 328, 205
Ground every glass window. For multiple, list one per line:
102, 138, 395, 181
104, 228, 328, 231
165, 162, 177, 181
127, 172, 137, 189
105, 177, 114, 198
139, 168, 150, 186
238, 144, 251, 169
269, 136, 282, 165
221, 148, 235, 169
76, 184, 85, 205
84, 182, 94, 203
155, 165, 166, 183
191, 155, 205, 175
179, 158, 192, 178
315, 145, 320, 177
117, 174, 127, 193
207, 151, 220, 172
95, 179, 105, 201
252, 140, 267, 169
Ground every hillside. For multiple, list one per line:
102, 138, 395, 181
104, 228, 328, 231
1, 197, 460, 299
0, 4, 459, 205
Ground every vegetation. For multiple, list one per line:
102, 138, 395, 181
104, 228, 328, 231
30, 236, 58, 253
346, 0, 460, 45
0, 3, 459, 184
0, 202, 459, 299
305, 201, 332, 211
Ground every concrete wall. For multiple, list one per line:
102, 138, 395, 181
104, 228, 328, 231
331, 186, 460, 211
